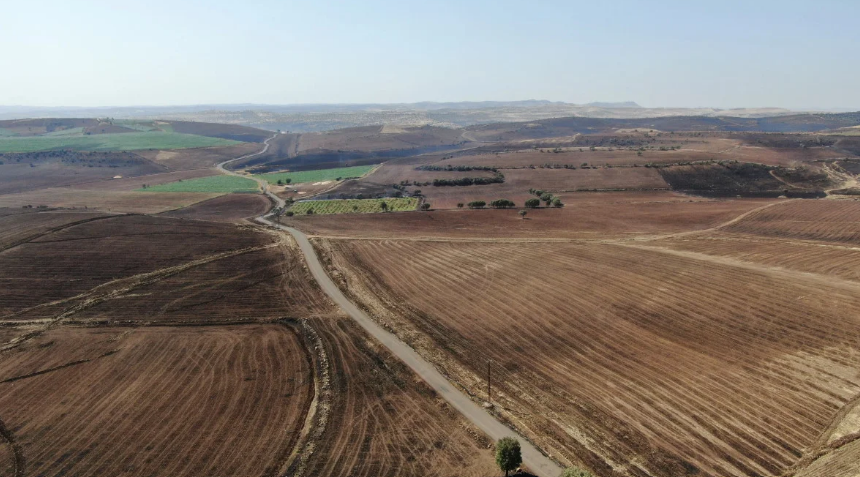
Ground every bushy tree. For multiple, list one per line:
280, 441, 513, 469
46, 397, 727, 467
380, 201, 389, 212
467, 201, 486, 209
525, 198, 540, 208
495, 437, 522, 476
519, 209, 527, 219
540, 193, 554, 206
420, 203, 431, 211
456, 202, 464, 208
552, 197, 564, 208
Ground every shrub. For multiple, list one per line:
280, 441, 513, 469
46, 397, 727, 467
456, 203, 464, 208
525, 198, 540, 208
285, 211, 294, 217
420, 203, 431, 211
552, 197, 564, 208
306, 208, 314, 215
489, 199, 515, 209
467, 201, 486, 209
562, 467, 595, 477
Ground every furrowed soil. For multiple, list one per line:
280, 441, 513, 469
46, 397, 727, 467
0, 188, 220, 214
314, 237, 860, 477
0, 215, 275, 318
722, 199, 860, 243
160, 193, 272, 223
288, 194, 772, 239
296, 317, 497, 477
0, 324, 314, 477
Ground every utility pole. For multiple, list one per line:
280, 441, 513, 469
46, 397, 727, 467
487, 360, 492, 404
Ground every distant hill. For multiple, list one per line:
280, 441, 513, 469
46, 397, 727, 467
585, 101, 641, 108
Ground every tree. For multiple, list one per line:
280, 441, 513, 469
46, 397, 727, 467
457, 203, 464, 208
495, 437, 522, 476
285, 178, 292, 184
306, 208, 314, 215
285, 211, 294, 217
519, 209, 527, 219
420, 203, 431, 211
352, 205, 359, 212
540, 193, 554, 206
552, 197, 564, 208
380, 201, 389, 212
562, 467, 595, 477
277, 179, 283, 185
467, 200, 486, 209
525, 198, 540, 208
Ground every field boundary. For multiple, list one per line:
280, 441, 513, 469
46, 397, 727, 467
0, 416, 24, 477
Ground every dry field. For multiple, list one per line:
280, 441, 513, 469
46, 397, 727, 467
288, 194, 771, 239
0, 324, 314, 477
297, 125, 465, 153
0, 209, 110, 250
313, 234, 860, 477
0, 188, 220, 214
160, 193, 271, 222
0, 157, 165, 195
0, 215, 272, 318
411, 168, 668, 209
73, 168, 218, 191
721, 199, 860, 243
296, 317, 497, 476
135, 142, 262, 170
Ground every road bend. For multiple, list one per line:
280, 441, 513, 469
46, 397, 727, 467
257, 218, 564, 477
222, 135, 562, 475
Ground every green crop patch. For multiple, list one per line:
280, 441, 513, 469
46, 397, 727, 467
289, 197, 418, 215
0, 131, 241, 153
257, 165, 376, 185
139, 175, 260, 193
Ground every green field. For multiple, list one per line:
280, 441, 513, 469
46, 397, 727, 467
0, 131, 240, 153
257, 165, 376, 185
139, 175, 260, 193
288, 197, 418, 215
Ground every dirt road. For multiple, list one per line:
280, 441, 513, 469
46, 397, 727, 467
226, 140, 561, 475
258, 218, 563, 477
216, 133, 286, 208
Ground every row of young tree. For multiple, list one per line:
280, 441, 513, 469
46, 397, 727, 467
432, 174, 505, 187
415, 165, 498, 172
460, 199, 515, 209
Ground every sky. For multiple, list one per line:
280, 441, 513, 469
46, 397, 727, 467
1, 0, 858, 109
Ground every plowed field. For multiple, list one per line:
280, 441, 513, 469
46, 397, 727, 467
0, 324, 314, 477
297, 317, 496, 476
316, 238, 860, 477
722, 199, 860, 243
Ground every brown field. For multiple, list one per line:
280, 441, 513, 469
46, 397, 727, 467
73, 168, 217, 191
410, 168, 668, 209
722, 199, 860, 243
161, 193, 271, 223
135, 142, 262, 170
0, 324, 314, 477
315, 237, 860, 477
288, 194, 771, 239
297, 125, 465, 153
165, 120, 272, 143
297, 317, 496, 476
0, 209, 109, 250
0, 215, 272, 318
0, 154, 166, 195
0, 188, 220, 214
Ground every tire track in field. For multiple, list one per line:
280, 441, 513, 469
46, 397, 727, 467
0, 244, 275, 352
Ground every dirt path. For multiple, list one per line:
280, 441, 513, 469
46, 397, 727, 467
258, 218, 563, 477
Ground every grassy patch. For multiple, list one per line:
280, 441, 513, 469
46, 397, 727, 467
257, 165, 376, 185
0, 131, 241, 153
139, 175, 260, 193
0, 128, 18, 137
289, 197, 418, 215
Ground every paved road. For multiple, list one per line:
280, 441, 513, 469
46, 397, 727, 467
256, 217, 564, 477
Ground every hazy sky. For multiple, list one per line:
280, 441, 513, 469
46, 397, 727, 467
2, 0, 858, 109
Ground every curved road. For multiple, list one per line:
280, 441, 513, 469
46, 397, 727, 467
218, 138, 563, 476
